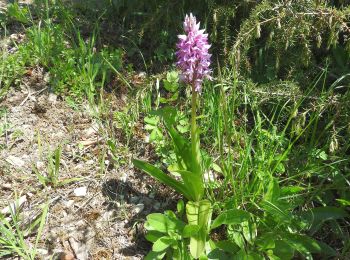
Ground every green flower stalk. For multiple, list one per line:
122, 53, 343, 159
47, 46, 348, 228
133, 13, 212, 202
176, 13, 212, 199
133, 14, 213, 258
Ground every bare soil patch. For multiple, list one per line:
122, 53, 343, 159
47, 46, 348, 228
0, 74, 175, 259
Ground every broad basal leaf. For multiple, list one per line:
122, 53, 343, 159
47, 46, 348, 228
132, 159, 192, 200
211, 209, 250, 229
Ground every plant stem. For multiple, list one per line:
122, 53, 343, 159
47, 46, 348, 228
191, 83, 198, 159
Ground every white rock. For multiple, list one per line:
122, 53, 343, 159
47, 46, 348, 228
73, 187, 87, 197
64, 200, 75, 208
132, 204, 144, 214
84, 123, 99, 137
48, 93, 57, 103
68, 237, 88, 260
36, 161, 45, 170
6, 155, 25, 167
86, 160, 94, 165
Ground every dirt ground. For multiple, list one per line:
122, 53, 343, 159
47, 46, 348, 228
0, 1, 180, 259
0, 68, 177, 259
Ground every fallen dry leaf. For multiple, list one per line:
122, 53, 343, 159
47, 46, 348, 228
60, 252, 76, 260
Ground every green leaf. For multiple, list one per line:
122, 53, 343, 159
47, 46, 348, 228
169, 92, 179, 101
145, 213, 183, 233
175, 170, 204, 202
233, 250, 264, 260
284, 234, 336, 257
145, 230, 164, 242
167, 125, 192, 167
242, 220, 257, 245
336, 199, 350, 206
208, 248, 232, 260
186, 200, 212, 228
159, 97, 169, 104
132, 159, 192, 200
215, 240, 240, 254
272, 240, 294, 259
264, 178, 280, 203
153, 236, 175, 252
300, 207, 349, 234
301, 206, 349, 222
191, 126, 202, 177
163, 80, 179, 92
280, 186, 304, 195
167, 71, 179, 83
7, 3, 29, 24
212, 163, 223, 174
256, 233, 275, 250
261, 201, 293, 224
150, 128, 163, 142
176, 123, 189, 133
177, 200, 185, 216
152, 107, 177, 126
186, 200, 212, 259
144, 251, 166, 260
144, 116, 159, 125
182, 225, 200, 238
211, 209, 250, 229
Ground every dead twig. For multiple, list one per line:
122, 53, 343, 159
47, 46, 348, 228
19, 83, 48, 106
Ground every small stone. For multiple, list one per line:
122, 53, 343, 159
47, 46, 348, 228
120, 173, 127, 182
138, 71, 146, 78
68, 237, 88, 260
6, 155, 25, 167
73, 187, 87, 197
36, 248, 48, 256
86, 160, 94, 165
48, 93, 57, 103
84, 123, 99, 137
64, 200, 75, 208
36, 161, 45, 170
132, 204, 144, 214
102, 210, 115, 222
144, 135, 150, 143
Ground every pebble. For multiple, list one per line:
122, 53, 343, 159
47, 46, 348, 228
48, 93, 57, 103
132, 204, 144, 214
6, 155, 25, 167
73, 186, 87, 197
